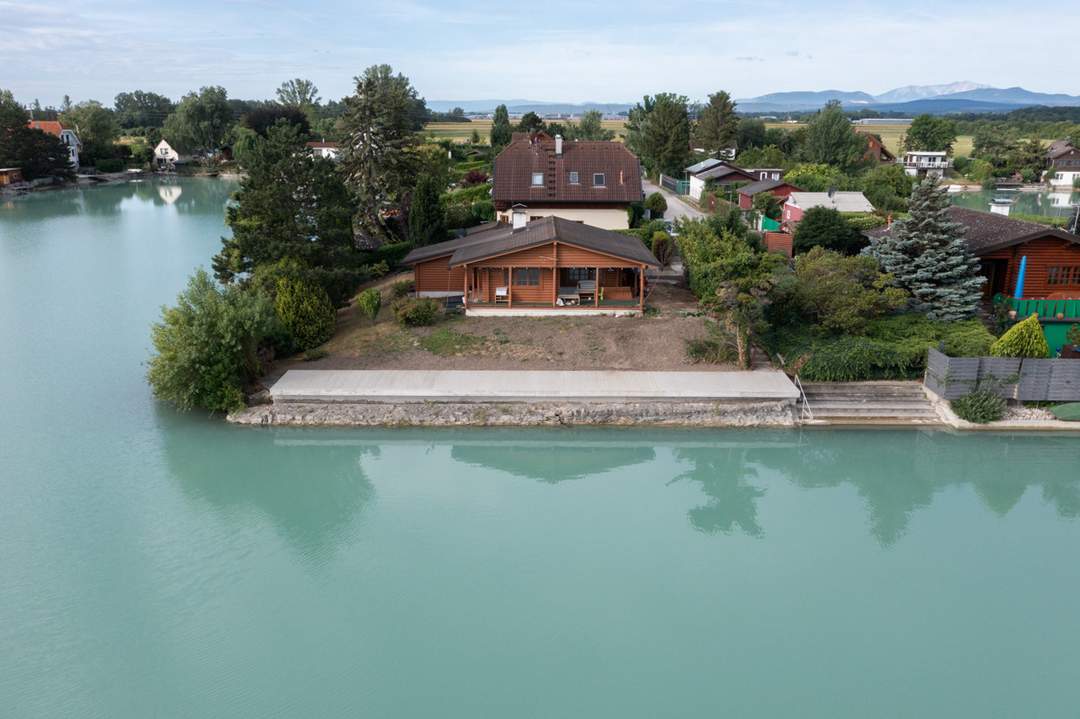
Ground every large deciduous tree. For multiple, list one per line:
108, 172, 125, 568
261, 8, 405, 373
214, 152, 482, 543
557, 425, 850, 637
864, 177, 984, 321
793, 207, 866, 255
694, 91, 738, 156
567, 110, 614, 141
339, 64, 425, 244
276, 78, 321, 109
113, 91, 175, 128
626, 93, 690, 176
903, 114, 957, 153
800, 101, 866, 172
162, 86, 232, 157
213, 122, 360, 303
61, 100, 120, 162
490, 104, 512, 149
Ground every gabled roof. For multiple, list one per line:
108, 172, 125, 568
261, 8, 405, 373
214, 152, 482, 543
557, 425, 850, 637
492, 134, 642, 205
1046, 139, 1074, 159
403, 216, 659, 268
691, 163, 758, 182
787, 191, 875, 213
864, 206, 1080, 255
685, 157, 725, 174
737, 179, 798, 196
27, 120, 67, 137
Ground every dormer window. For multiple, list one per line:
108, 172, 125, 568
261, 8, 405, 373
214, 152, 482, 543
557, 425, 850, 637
592, 173, 606, 187
531, 172, 544, 186
568, 171, 580, 184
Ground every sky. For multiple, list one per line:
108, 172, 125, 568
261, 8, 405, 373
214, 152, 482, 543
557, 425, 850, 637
4, 0, 1080, 107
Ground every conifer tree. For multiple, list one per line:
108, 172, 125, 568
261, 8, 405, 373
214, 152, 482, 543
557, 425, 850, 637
864, 177, 984, 321
408, 173, 446, 246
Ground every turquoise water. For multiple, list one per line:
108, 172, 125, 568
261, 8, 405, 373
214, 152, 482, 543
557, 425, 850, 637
2, 179, 1080, 718
950, 187, 1080, 217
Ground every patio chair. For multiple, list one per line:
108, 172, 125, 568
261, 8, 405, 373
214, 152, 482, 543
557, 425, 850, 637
495, 286, 509, 304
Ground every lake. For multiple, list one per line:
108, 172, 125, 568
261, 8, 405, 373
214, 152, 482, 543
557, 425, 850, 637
2, 179, 1079, 718
950, 187, 1080, 218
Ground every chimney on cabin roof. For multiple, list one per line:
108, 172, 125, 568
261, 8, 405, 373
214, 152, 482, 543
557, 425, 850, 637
511, 204, 528, 230
555, 134, 563, 156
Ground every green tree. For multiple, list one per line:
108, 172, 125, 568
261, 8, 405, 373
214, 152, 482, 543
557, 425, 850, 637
784, 163, 844, 192
213, 122, 360, 302
567, 110, 614, 141
644, 191, 667, 218
276, 78, 321, 110
736, 117, 767, 152
752, 192, 782, 221
0, 88, 27, 129
242, 105, 310, 137
864, 177, 984, 321
274, 277, 336, 351
904, 114, 957, 153
409, 173, 447, 245
860, 163, 914, 212
162, 86, 232, 157
147, 269, 278, 413
793, 206, 866, 255
516, 111, 545, 133
800, 101, 865, 171
695, 91, 738, 156
735, 144, 788, 169
626, 93, 690, 176
1, 126, 76, 180
491, 104, 512, 149
339, 64, 424, 244
113, 91, 175, 128
990, 314, 1049, 358
61, 100, 120, 161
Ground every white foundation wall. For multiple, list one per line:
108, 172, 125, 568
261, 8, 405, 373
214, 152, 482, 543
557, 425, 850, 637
496, 207, 630, 229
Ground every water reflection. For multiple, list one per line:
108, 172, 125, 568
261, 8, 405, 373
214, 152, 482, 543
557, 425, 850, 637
161, 418, 375, 560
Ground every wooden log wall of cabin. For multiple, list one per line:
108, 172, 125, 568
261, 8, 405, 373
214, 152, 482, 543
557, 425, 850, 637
508, 265, 513, 308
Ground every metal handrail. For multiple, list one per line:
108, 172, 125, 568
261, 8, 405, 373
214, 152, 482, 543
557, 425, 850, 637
777, 353, 813, 422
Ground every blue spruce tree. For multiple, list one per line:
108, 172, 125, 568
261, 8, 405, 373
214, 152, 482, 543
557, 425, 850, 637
864, 177, 983, 321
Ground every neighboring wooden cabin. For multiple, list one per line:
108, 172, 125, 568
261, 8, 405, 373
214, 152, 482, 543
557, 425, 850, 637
403, 214, 660, 315
867, 207, 1080, 299
737, 179, 801, 211
0, 167, 25, 186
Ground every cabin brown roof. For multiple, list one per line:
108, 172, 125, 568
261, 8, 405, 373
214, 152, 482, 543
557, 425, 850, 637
492, 134, 643, 206
865, 206, 1080, 255
402, 216, 659, 268
737, 179, 799, 196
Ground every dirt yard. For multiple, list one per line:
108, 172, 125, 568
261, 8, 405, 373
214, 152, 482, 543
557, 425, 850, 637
272, 278, 729, 377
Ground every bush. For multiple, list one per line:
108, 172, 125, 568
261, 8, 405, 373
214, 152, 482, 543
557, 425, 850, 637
391, 280, 414, 299
1065, 323, 1080, 346
357, 287, 382, 323
250, 258, 367, 308
685, 324, 738, 364
627, 202, 645, 228
798, 335, 917, 381
461, 169, 489, 186
644, 191, 668, 218
843, 213, 887, 231
274, 277, 336, 351
651, 233, 673, 267
302, 348, 329, 362
95, 158, 125, 173
793, 206, 867, 255
990, 313, 1049, 358
471, 199, 495, 222
147, 270, 278, 413
371, 241, 413, 268
951, 389, 1006, 424
393, 297, 440, 326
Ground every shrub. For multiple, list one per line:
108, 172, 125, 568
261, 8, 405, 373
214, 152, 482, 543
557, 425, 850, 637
990, 313, 1049, 358
951, 389, 1006, 424
391, 280, 414, 299
444, 203, 476, 230
274, 277, 336, 351
644, 191, 668, 218
793, 206, 866, 255
393, 297, 440, 326
1066, 323, 1080, 346
95, 158, 125, 173
843, 213, 887, 231
685, 324, 738, 364
651, 233, 673, 267
798, 335, 917, 381
357, 287, 382, 323
471, 199, 495, 222
147, 270, 278, 413
302, 348, 329, 362
627, 202, 645, 228
461, 169, 489, 186
368, 260, 389, 279
250, 258, 367, 308
371, 241, 413, 268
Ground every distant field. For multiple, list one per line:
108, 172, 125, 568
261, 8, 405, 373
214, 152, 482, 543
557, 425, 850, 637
765, 121, 976, 158
424, 119, 628, 143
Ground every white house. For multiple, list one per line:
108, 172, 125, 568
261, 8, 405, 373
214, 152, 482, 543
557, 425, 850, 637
27, 120, 81, 169
1046, 140, 1080, 188
900, 150, 952, 178
153, 140, 183, 170
684, 159, 758, 201
305, 141, 341, 160
782, 190, 875, 224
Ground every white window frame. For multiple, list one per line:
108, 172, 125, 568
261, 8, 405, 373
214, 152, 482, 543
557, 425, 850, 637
568, 171, 580, 184
592, 172, 606, 187
531, 172, 544, 186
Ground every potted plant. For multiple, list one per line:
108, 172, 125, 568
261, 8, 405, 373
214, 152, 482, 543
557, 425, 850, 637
1063, 323, 1080, 359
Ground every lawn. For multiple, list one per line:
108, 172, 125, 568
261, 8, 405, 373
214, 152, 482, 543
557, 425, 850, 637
424, 119, 628, 144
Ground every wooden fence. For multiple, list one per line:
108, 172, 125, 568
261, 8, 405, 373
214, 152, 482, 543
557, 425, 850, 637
925, 348, 1080, 401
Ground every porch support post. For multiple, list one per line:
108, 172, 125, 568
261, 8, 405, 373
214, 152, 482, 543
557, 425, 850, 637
552, 242, 558, 307
639, 264, 645, 312
508, 266, 513, 308
595, 266, 600, 307
463, 263, 468, 308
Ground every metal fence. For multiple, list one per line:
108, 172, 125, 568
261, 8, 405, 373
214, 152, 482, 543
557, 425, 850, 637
925, 348, 1080, 401
659, 174, 689, 196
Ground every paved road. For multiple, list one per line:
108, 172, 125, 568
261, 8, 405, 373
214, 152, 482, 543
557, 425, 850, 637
642, 179, 705, 222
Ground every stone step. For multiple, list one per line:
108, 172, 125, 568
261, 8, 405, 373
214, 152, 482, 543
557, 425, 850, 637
807, 406, 938, 418
804, 402, 935, 413
803, 389, 927, 400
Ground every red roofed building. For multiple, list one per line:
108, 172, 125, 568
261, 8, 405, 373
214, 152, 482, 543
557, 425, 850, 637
492, 132, 643, 229
27, 120, 81, 169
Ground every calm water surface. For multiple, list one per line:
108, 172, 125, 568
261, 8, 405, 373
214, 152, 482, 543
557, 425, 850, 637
2, 179, 1079, 718
950, 187, 1080, 217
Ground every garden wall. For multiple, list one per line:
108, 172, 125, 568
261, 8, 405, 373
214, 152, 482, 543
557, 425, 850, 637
925, 348, 1080, 401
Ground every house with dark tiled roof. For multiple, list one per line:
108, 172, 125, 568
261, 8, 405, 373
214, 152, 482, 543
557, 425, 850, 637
492, 132, 643, 229
866, 206, 1080, 299
403, 213, 659, 315
27, 120, 80, 169
1045, 140, 1080, 188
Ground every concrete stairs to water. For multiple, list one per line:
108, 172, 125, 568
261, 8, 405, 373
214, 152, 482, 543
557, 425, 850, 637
799, 381, 941, 425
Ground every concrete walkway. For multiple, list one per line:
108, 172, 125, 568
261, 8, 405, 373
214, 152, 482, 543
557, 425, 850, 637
270, 369, 799, 403
642, 179, 705, 221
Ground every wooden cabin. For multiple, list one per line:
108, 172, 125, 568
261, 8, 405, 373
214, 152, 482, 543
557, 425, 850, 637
403, 215, 660, 315
867, 207, 1080, 299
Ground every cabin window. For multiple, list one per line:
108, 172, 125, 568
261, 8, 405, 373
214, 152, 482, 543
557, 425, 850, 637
562, 267, 593, 283
1048, 266, 1080, 285
568, 171, 580, 184
531, 172, 544, 186
592, 173, 606, 187
513, 268, 541, 286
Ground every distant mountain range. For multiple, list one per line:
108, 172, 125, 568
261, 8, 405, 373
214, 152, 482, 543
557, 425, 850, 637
429, 83, 1080, 117
736, 83, 1080, 114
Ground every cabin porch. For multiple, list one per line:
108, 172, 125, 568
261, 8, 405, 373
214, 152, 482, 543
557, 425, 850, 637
462, 265, 647, 312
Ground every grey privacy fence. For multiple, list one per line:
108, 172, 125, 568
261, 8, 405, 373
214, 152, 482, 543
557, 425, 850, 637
925, 348, 1080, 402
